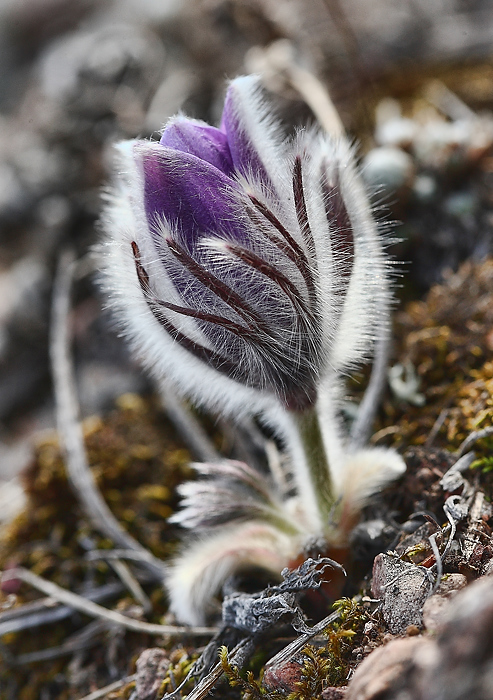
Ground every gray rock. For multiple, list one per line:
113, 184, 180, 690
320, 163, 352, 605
422, 573, 467, 632
345, 636, 435, 700
372, 553, 432, 634
424, 576, 493, 700
135, 648, 170, 700
347, 576, 493, 700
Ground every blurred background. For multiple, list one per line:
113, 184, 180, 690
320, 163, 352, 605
0, 1, 492, 697
0, 0, 492, 546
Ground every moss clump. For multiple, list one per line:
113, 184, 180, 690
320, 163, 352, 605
373, 258, 493, 453
157, 646, 198, 697
220, 598, 370, 700
0, 394, 191, 699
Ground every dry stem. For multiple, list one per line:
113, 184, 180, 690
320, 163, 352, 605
50, 249, 166, 578
1, 567, 216, 638
77, 674, 137, 700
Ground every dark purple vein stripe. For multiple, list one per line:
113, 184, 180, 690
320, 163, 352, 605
293, 156, 316, 260
165, 238, 266, 331
132, 241, 242, 378
153, 300, 258, 340
321, 164, 354, 289
247, 195, 317, 309
224, 241, 314, 322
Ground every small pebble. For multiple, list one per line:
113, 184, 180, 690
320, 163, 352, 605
362, 147, 415, 194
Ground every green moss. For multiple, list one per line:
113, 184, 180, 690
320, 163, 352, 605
0, 395, 191, 698
220, 645, 266, 700
220, 598, 370, 699
158, 647, 199, 697
369, 259, 493, 454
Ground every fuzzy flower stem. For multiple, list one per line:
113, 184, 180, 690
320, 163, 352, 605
295, 408, 335, 522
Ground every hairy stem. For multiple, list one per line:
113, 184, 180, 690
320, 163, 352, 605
294, 408, 335, 522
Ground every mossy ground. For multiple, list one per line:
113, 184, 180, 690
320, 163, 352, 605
0, 264, 489, 699
0, 394, 193, 699
369, 259, 493, 458
1, 256, 493, 698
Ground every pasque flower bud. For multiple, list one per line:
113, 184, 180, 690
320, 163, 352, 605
102, 76, 389, 417
101, 75, 405, 625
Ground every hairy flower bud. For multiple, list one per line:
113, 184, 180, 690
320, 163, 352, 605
100, 75, 406, 625
101, 75, 390, 418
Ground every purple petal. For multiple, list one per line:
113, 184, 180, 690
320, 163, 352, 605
221, 81, 271, 185
135, 142, 249, 250
160, 118, 234, 177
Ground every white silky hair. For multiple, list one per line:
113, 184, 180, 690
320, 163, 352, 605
335, 447, 406, 512
100, 78, 390, 422
99, 74, 406, 626
166, 521, 304, 625
222, 75, 288, 193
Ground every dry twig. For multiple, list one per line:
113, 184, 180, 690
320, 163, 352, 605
50, 249, 166, 578
77, 674, 137, 700
246, 40, 344, 136
425, 407, 450, 448
457, 427, 493, 458
162, 639, 251, 700
13, 619, 106, 665
1, 567, 216, 638
0, 581, 125, 636
264, 608, 341, 671
108, 559, 152, 613
350, 327, 391, 449
158, 384, 220, 463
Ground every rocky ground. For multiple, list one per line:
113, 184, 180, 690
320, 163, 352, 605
0, 1, 493, 698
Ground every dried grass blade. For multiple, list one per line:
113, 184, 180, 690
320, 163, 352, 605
1, 568, 216, 637
50, 249, 166, 578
